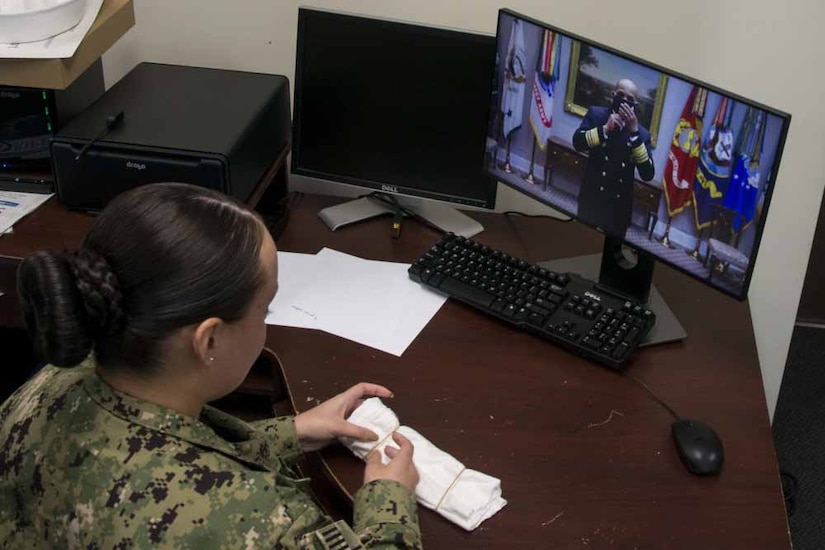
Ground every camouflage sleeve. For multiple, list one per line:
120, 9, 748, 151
249, 415, 304, 464
352, 480, 422, 549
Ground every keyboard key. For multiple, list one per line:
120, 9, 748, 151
614, 342, 631, 359
526, 303, 551, 317
439, 277, 495, 308
527, 312, 546, 327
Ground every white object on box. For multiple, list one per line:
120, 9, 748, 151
0, 0, 86, 44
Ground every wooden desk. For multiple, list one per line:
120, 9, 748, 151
0, 192, 789, 548
271, 194, 789, 548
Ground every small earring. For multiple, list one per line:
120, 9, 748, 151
209, 357, 215, 362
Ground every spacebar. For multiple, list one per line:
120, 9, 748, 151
438, 277, 495, 308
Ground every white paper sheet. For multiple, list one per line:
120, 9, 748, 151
0, 190, 52, 234
265, 251, 324, 330
0, 0, 103, 58
266, 248, 447, 357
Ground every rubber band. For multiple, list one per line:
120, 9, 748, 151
435, 467, 466, 511
365, 424, 400, 458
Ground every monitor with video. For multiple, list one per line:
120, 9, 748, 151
486, 9, 790, 308
292, 8, 498, 236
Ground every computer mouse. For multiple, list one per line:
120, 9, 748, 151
671, 419, 724, 476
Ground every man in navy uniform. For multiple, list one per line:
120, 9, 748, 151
572, 79, 655, 238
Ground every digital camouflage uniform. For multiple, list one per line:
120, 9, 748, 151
0, 363, 421, 549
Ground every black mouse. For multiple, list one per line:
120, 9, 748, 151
671, 419, 724, 476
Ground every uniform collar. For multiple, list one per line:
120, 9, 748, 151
82, 364, 276, 470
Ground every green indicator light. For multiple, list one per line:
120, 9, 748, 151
44, 107, 50, 115
47, 123, 52, 132
42, 91, 47, 100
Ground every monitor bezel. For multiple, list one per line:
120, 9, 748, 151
292, 7, 499, 210
491, 8, 792, 302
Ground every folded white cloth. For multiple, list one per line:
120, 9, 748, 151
341, 397, 506, 531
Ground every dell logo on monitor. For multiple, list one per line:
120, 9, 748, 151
381, 184, 398, 194
126, 161, 147, 171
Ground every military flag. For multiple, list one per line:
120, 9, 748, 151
529, 29, 560, 149
662, 86, 707, 216
500, 19, 527, 138
693, 97, 735, 229
724, 108, 766, 232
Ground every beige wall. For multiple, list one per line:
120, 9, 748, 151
103, 0, 825, 420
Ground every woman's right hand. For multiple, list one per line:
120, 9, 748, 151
363, 431, 419, 493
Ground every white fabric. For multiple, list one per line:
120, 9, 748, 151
500, 18, 527, 138
341, 398, 507, 531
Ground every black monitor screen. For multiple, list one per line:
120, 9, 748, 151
293, 8, 497, 209
0, 88, 54, 173
486, 9, 790, 300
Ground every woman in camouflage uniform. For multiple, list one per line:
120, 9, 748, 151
0, 183, 420, 549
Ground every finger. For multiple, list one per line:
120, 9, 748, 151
337, 421, 379, 442
350, 382, 394, 399
344, 383, 394, 415
392, 431, 414, 456
365, 450, 381, 465
384, 445, 398, 459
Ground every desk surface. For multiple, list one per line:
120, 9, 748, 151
0, 193, 789, 548
271, 194, 789, 548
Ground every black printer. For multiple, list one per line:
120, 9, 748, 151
51, 62, 290, 211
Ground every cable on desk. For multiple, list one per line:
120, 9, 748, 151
364, 192, 448, 236
623, 372, 682, 421
502, 210, 573, 223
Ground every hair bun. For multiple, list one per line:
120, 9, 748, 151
69, 248, 126, 336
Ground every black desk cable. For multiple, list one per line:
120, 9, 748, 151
623, 372, 682, 421
503, 210, 573, 223
75, 110, 125, 161
364, 192, 447, 237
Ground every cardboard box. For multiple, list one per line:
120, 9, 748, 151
0, 0, 134, 90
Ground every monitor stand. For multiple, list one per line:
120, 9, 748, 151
538, 237, 687, 347
318, 194, 484, 237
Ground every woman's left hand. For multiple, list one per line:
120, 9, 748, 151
294, 382, 393, 452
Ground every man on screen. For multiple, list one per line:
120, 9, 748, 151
572, 79, 655, 237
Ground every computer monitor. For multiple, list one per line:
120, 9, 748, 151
486, 9, 790, 339
292, 8, 498, 236
0, 88, 53, 171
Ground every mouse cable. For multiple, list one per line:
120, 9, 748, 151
623, 372, 682, 421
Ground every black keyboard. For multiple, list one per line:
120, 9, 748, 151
408, 234, 656, 370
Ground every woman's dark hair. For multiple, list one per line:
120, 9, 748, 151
17, 183, 267, 371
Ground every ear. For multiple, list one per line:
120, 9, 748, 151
192, 317, 222, 366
